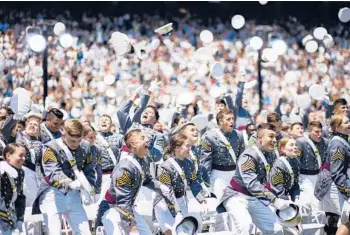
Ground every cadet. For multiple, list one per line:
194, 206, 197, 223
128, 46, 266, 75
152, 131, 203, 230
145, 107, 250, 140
40, 108, 64, 144
0, 143, 26, 235
32, 119, 96, 235
199, 108, 245, 200
296, 120, 328, 232
155, 134, 209, 234
327, 114, 350, 227
218, 123, 288, 234
101, 129, 175, 235
95, 114, 124, 203
270, 137, 301, 201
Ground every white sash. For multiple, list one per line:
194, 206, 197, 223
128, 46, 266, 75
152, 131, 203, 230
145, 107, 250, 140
41, 123, 55, 141
332, 136, 350, 150
304, 133, 322, 168
96, 134, 117, 165
169, 157, 187, 187
251, 145, 271, 180
56, 138, 95, 196
242, 130, 249, 147
279, 156, 294, 186
189, 150, 198, 172
0, 139, 5, 149
21, 134, 36, 165
214, 128, 237, 164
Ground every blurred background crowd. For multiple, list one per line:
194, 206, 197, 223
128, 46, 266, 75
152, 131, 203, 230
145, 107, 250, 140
0, 1, 349, 133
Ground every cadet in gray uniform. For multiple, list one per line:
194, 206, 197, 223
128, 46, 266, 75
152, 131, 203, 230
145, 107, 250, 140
327, 114, 350, 227
40, 108, 64, 144
154, 133, 209, 233
199, 108, 245, 201
95, 114, 124, 203
270, 137, 301, 201
217, 123, 289, 235
296, 121, 328, 230
0, 144, 26, 235
117, 88, 165, 163
101, 129, 175, 235
32, 120, 96, 235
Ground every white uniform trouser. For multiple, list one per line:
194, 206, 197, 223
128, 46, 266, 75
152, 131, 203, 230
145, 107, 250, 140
97, 174, 111, 204
223, 192, 283, 235
39, 188, 91, 235
22, 167, 41, 235
154, 196, 188, 232
210, 169, 235, 202
102, 207, 152, 235
320, 182, 342, 215
299, 174, 325, 235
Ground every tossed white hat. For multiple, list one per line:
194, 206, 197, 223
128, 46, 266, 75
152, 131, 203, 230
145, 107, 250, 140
308, 84, 325, 101
115, 87, 126, 98
110, 31, 132, 56
209, 86, 223, 99
200, 30, 214, 44
104, 74, 115, 85
177, 92, 195, 106
154, 23, 173, 36
296, 93, 312, 109
210, 62, 225, 79
191, 114, 209, 131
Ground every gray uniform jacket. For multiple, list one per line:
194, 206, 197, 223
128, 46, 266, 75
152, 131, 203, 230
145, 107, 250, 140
199, 128, 245, 186
296, 135, 329, 174
327, 133, 350, 198
270, 156, 300, 201
107, 153, 175, 227
97, 132, 124, 172
0, 164, 25, 230
91, 144, 103, 194
219, 146, 277, 209
32, 139, 96, 214
155, 157, 205, 216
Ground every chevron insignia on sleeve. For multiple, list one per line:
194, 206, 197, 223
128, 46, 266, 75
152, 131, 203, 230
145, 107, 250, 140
241, 158, 256, 172
200, 139, 212, 151
43, 149, 57, 163
331, 148, 345, 162
271, 171, 284, 185
190, 171, 197, 181
98, 155, 102, 164
159, 171, 171, 185
116, 171, 132, 187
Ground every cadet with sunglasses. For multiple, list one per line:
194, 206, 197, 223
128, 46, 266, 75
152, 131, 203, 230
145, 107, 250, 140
32, 119, 96, 235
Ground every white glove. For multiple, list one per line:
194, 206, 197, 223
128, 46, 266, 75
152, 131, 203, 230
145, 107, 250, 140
134, 85, 144, 96
200, 202, 209, 215
81, 189, 93, 206
148, 81, 161, 93
0, 161, 18, 178
94, 194, 101, 203
201, 183, 211, 197
16, 220, 23, 233
273, 198, 291, 211
68, 179, 82, 190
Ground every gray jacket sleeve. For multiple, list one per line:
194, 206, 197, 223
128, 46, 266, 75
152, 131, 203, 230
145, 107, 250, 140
116, 99, 133, 134
2, 115, 18, 144
199, 133, 215, 186
329, 141, 350, 197
238, 153, 277, 205
132, 94, 150, 124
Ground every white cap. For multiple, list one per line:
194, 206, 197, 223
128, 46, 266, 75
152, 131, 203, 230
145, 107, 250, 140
176, 92, 195, 105
115, 87, 126, 98
313, 27, 328, 40
200, 30, 214, 44
231, 15, 245, 29
296, 94, 312, 109
191, 114, 209, 131
338, 7, 350, 23
308, 84, 326, 101
305, 40, 318, 53
71, 107, 81, 118
210, 62, 225, 79
154, 23, 173, 36
110, 31, 131, 56
104, 74, 115, 85
209, 86, 223, 99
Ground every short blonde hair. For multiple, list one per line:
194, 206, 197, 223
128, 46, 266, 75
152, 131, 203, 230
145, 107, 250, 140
329, 114, 345, 133
63, 119, 84, 137
25, 115, 42, 126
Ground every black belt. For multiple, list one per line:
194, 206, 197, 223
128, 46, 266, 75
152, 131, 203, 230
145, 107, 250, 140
102, 169, 114, 175
300, 169, 319, 175
212, 163, 236, 171
175, 191, 185, 198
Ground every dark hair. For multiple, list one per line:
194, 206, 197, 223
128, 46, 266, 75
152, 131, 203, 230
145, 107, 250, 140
308, 121, 322, 130
3, 143, 23, 160
124, 129, 142, 149
146, 105, 159, 121
216, 108, 233, 124
47, 108, 64, 119
164, 133, 188, 156
267, 112, 281, 123
173, 115, 184, 127
215, 98, 227, 106
334, 98, 348, 107
291, 122, 303, 130
257, 123, 276, 137
83, 123, 96, 136
245, 123, 255, 132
